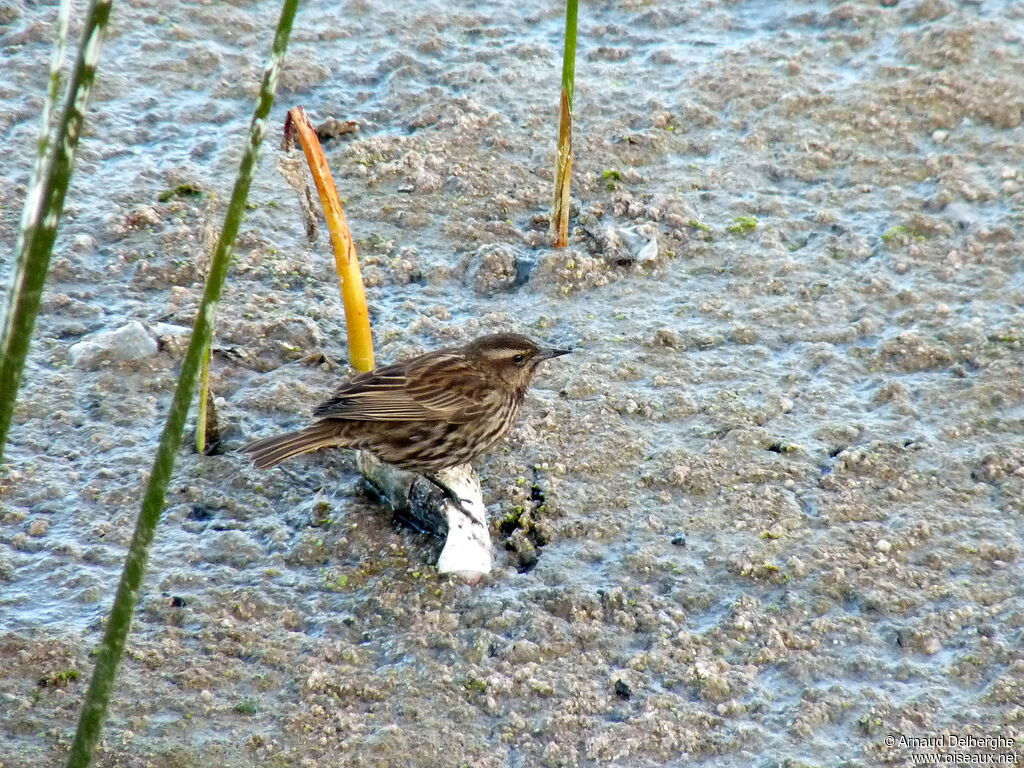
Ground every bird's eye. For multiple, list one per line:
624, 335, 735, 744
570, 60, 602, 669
512, 353, 526, 365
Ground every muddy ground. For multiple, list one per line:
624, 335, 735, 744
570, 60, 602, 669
1, 0, 1023, 766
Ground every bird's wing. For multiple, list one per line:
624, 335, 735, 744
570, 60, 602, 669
311, 354, 488, 422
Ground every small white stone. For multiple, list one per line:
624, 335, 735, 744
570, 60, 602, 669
69, 320, 159, 370
149, 322, 191, 341
876, 538, 892, 554
634, 234, 658, 263
71, 234, 95, 253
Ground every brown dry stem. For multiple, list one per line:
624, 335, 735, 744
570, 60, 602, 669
552, 86, 573, 248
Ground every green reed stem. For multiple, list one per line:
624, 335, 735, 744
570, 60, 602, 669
64, 0, 301, 764
0, 0, 112, 465
43, 0, 74, 138
561, 0, 578, 112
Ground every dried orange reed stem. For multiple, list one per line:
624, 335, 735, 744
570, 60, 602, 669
552, 0, 578, 248
552, 87, 573, 248
285, 106, 375, 371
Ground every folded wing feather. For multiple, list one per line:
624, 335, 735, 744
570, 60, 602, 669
311, 355, 486, 423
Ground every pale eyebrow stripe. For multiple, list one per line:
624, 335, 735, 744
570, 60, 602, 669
483, 348, 525, 359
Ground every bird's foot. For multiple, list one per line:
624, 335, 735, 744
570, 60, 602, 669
424, 474, 476, 520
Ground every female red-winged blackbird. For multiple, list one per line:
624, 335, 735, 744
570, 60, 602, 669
242, 333, 571, 472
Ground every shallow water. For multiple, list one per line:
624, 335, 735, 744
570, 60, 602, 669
2, 0, 1024, 765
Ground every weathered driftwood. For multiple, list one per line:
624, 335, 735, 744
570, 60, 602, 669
356, 452, 492, 581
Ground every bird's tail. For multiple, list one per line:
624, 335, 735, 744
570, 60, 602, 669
241, 422, 348, 469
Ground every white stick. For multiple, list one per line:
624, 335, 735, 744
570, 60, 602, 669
433, 464, 492, 579
356, 452, 492, 581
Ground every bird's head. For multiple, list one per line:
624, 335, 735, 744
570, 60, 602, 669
464, 333, 572, 390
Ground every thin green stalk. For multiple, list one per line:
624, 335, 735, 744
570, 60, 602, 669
0, 0, 113, 464
552, 0, 578, 248
561, 0, 578, 112
64, 0, 301, 764
42, 0, 74, 140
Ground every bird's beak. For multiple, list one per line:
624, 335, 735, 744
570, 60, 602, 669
538, 347, 573, 361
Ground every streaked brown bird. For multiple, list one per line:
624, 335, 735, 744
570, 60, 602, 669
242, 333, 571, 473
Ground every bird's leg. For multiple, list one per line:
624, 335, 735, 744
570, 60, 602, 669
424, 473, 477, 520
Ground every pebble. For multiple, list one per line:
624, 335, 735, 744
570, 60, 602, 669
68, 321, 159, 370
71, 234, 95, 253
506, 640, 541, 664
462, 243, 527, 296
